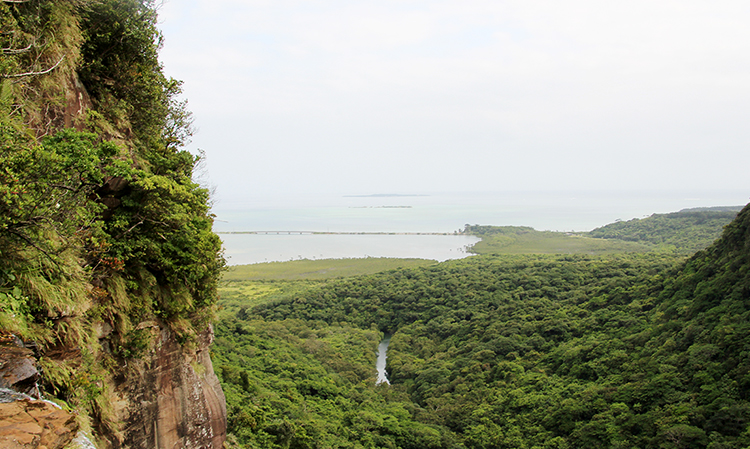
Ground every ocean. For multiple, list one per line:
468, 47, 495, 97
212, 190, 748, 265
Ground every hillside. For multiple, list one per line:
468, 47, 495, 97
213, 204, 750, 448
587, 207, 741, 253
1, 1, 225, 448
464, 225, 652, 255
465, 208, 740, 256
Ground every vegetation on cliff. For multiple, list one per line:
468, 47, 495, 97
4, 2, 747, 448
0, 0, 224, 444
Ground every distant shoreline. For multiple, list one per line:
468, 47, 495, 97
217, 231, 458, 235
347, 205, 413, 209
343, 194, 429, 198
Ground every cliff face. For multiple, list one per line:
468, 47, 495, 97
117, 325, 226, 449
1, 324, 227, 449
0, 1, 227, 447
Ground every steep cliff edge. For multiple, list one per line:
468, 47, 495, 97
1, 1, 226, 447
1, 323, 227, 449
118, 324, 226, 448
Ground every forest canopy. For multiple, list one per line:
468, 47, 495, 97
214, 204, 750, 449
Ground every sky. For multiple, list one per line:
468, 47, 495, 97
157, 0, 750, 206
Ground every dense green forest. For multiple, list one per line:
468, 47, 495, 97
215, 205, 750, 448
0, 0, 224, 443
587, 208, 741, 254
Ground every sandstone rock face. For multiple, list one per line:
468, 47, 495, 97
1, 321, 226, 449
116, 324, 227, 449
0, 399, 79, 449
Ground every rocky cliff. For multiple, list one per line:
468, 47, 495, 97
1, 1, 227, 447
1, 323, 227, 449
118, 325, 226, 449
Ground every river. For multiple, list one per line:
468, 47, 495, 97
376, 334, 392, 385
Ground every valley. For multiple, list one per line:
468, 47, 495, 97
213, 206, 750, 448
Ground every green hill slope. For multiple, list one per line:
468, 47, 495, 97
587, 207, 741, 253
465, 207, 740, 256
465, 225, 652, 255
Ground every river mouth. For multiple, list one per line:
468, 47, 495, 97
376, 334, 392, 385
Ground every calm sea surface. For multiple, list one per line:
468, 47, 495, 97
213, 190, 748, 265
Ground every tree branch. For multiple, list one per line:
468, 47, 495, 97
5, 229, 62, 270
8, 216, 49, 229
2, 42, 34, 55
49, 184, 76, 192
2, 54, 64, 79
115, 220, 144, 240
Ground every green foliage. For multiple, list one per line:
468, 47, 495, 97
0, 120, 222, 336
224, 258, 437, 281
0, 1, 85, 133
0, 128, 115, 252
464, 225, 652, 255
102, 154, 224, 322
214, 316, 458, 449
78, 0, 161, 135
465, 211, 738, 256
0, 0, 224, 440
587, 208, 741, 254
78, 0, 193, 152
0, 125, 116, 343
216, 206, 750, 447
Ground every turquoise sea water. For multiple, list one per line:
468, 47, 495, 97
213, 190, 749, 265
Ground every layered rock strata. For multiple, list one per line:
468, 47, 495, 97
117, 325, 227, 449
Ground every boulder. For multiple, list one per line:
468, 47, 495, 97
0, 336, 39, 396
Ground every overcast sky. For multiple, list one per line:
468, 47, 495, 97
157, 0, 750, 206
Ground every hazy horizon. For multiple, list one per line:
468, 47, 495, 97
210, 189, 749, 235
